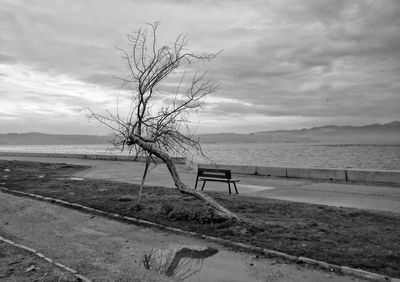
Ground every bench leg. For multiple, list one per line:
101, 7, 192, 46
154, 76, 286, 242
233, 182, 238, 194
228, 182, 231, 194
201, 180, 206, 191
195, 176, 199, 189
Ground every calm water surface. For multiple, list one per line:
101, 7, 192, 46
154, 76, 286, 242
200, 143, 400, 170
0, 142, 399, 170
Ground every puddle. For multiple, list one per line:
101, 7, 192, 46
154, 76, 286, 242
142, 245, 282, 281
142, 245, 292, 282
143, 245, 218, 280
56, 177, 84, 181
70, 177, 84, 181
4, 169, 10, 172
242, 184, 275, 190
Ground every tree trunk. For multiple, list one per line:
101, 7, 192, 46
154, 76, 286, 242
130, 135, 238, 220
136, 156, 151, 205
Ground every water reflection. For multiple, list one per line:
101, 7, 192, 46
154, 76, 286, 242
143, 245, 218, 280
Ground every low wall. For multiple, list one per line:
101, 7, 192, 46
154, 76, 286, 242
346, 169, 400, 184
256, 166, 287, 177
198, 163, 257, 175
198, 163, 400, 185
286, 167, 347, 181
0, 152, 186, 164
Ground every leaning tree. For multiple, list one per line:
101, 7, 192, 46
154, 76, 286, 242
88, 22, 238, 220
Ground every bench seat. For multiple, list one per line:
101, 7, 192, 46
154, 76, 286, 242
195, 167, 239, 194
198, 177, 239, 183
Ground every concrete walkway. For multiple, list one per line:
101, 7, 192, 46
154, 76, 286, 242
0, 192, 367, 282
1, 155, 399, 213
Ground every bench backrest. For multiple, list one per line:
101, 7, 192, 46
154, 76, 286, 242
197, 168, 232, 179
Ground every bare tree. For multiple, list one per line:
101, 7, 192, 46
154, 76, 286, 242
88, 22, 238, 220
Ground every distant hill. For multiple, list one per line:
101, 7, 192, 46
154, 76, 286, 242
1, 121, 399, 145
0, 132, 109, 145
197, 121, 400, 144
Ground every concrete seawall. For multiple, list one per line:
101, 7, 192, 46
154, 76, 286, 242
198, 163, 400, 185
1, 151, 399, 185
0, 152, 186, 164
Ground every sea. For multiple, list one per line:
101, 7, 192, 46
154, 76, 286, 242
0, 142, 399, 170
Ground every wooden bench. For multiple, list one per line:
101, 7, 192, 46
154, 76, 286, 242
195, 167, 239, 194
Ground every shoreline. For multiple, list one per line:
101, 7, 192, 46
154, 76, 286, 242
1, 142, 399, 171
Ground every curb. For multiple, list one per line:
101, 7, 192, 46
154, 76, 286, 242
0, 186, 398, 282
0, 234, 92, 282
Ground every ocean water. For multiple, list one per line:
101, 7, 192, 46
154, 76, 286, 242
0, 142, 399, 170
199, 143, 400, 170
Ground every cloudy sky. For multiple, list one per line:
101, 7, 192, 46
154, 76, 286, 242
1, 0, 399, 134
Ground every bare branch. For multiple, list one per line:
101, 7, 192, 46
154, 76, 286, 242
88, 22, 237, 220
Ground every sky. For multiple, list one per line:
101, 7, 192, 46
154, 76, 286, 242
1, 0, 399, 135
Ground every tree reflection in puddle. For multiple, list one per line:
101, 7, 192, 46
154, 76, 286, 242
143, 245, 218, 280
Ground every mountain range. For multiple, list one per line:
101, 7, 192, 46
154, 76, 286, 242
198, 121, 400, 144
0, 132, 109, 145
0, 121, 399, 145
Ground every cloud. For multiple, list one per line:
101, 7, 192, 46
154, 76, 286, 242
0, 63, 130, 134
199, 0, 400, 131
0, 0, 399, 133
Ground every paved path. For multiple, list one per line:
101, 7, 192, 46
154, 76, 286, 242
0, 192, 366, 282
1, 155, 400, 213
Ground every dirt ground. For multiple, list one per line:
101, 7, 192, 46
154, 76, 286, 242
0, 241, 79, 282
